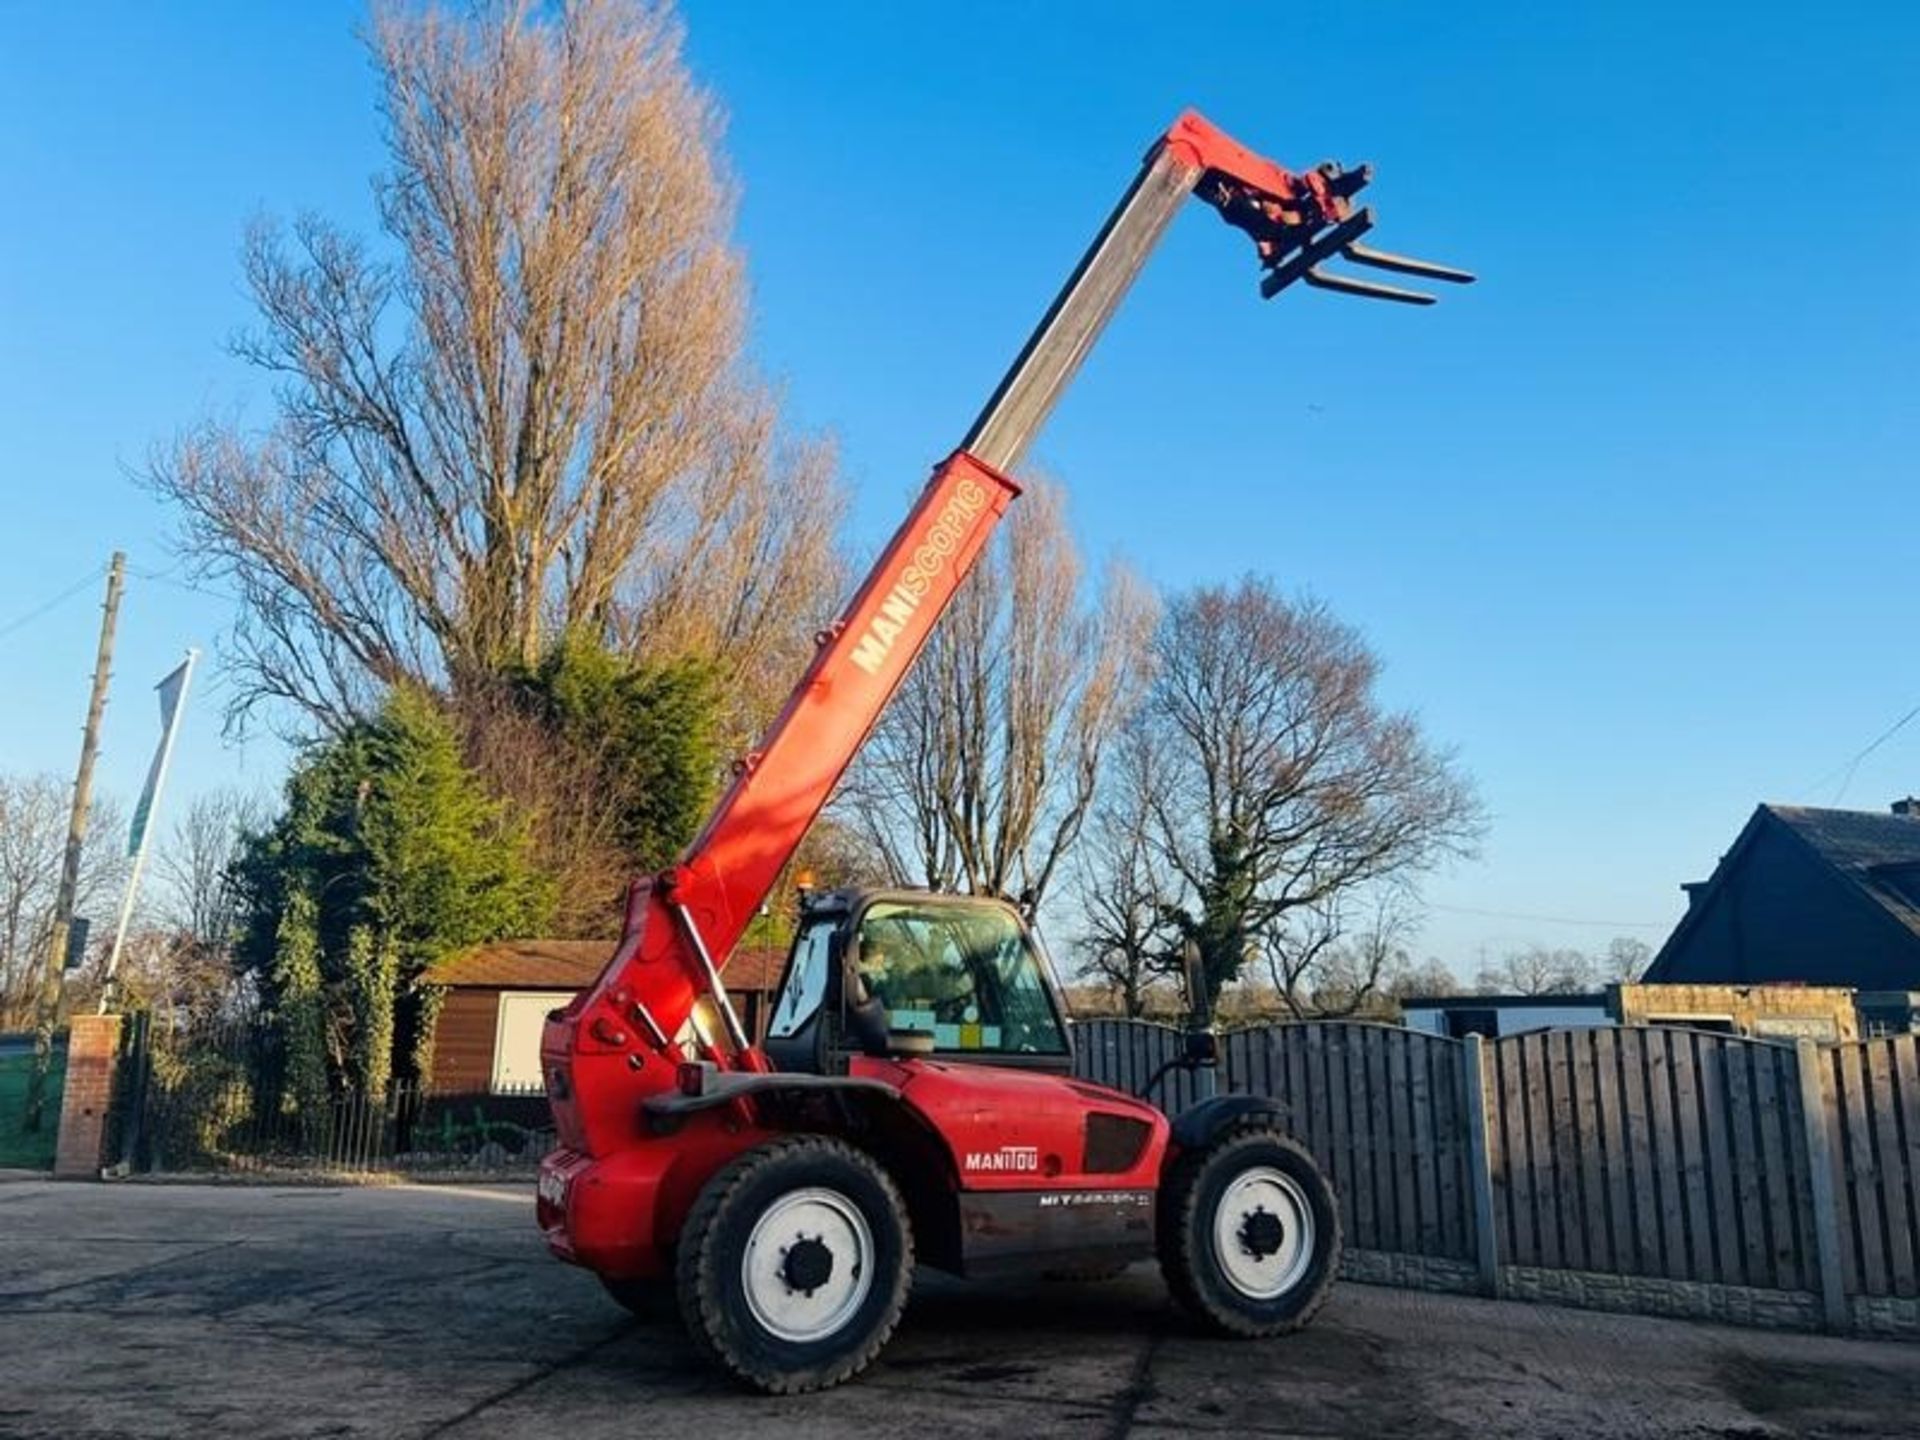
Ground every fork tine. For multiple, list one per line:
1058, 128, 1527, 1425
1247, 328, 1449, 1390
1302, 266, 1437, 305
1341, 241, 1476, 285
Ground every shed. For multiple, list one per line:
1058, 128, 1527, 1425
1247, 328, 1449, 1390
426, 939, 788, 1093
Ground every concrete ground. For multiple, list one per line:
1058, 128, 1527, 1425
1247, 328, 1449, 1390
4, 1180, 1919, 1439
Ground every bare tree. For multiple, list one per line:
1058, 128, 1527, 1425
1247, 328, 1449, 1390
155, 788, 264, 951
1601, 935, 1652, 983
69, 926, 248, 1032
0, 775, 64, 1019
1474, 945, 1595, 996
851, 480, 1156, 907
1469, 936, 1646, 994
1071, 733, 1173, 1017
0, 775, 129, 1027
1266, 887, 1419, 1019
149, 0, 841, 735
1141, 577, 1482, 1009
1389, 956, 1462, 1001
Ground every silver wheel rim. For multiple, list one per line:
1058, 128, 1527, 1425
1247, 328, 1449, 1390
1212, 1165, 1315, 1301
741, 1187, 875, 1344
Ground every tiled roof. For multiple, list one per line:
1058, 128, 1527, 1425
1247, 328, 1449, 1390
725, 947, 790, 991
430, 940, 789, 992
1767, 805, 1920, 939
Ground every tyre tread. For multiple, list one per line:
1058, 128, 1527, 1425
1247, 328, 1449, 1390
674, 1135, 913, 1394
1158, 1119, 1342, 1338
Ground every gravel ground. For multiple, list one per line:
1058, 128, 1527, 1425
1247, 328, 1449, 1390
3, 1178, 1918, 1439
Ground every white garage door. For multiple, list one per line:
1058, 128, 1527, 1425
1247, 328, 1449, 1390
491, 992, 575, 1092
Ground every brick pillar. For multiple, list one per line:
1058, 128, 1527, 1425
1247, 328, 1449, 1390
53, 1013, 122, 1180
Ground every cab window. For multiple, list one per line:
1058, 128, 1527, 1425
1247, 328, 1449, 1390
854, 901, 1067, 1055
768, 919, 834, 1038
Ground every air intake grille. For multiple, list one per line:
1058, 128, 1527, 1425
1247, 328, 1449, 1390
1083, 1112, 1151, 1174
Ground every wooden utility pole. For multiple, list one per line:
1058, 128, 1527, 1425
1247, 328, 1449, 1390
23, 552, 124, 1134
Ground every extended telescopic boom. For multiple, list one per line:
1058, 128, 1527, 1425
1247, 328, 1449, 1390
553, 110, 1470, 1106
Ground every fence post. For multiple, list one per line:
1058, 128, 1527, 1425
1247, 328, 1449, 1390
1462, 1033, 1501, 1297
1794, 1038, 1850, 1331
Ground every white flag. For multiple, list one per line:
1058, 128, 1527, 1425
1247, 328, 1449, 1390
127, 658, 193, 858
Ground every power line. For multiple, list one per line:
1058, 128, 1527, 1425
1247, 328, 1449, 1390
0, 558, 238, 648
0, 564, 108, 643
131, 554, 187, 584
1425, 900, 1666, 932
129, 563, 236, 603
1805, 701, 1920, 805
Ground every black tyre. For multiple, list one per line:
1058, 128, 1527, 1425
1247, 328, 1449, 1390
598, 1274, 672, 1320
1157, 1123, 1340, 1337
675, 1136, 913, 1394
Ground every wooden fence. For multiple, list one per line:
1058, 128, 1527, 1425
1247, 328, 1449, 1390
1074, 1020, 1476, 1262
1072, 1018, 1920, 1334
1484, 1026, 1821, 1292
1226, 1023, 1478, 1262
1822, 1035, 1920, 1301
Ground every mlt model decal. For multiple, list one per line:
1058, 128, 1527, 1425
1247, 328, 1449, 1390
849, 476, 989, 676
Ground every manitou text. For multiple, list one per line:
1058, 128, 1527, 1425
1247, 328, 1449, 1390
849, 475, 989, 676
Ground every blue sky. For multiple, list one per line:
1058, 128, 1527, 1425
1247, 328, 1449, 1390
2, 2, 1915, 972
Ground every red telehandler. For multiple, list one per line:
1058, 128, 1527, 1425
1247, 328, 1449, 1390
538, 110, 1470, 1392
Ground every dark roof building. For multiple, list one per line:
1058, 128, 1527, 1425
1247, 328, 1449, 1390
1643, 800, 1920, 991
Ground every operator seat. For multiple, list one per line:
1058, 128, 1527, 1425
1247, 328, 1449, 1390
846, 968, 936, 1059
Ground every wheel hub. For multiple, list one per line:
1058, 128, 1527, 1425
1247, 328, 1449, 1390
741, 1187, 875, 1343
1212, 1165, 1315, 1301
781, 1235, 835, 1295
1238, 1206, 1285, 1259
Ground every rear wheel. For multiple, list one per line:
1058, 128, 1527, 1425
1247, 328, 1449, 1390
1158, 1123, 1340, 1336
675, 1136, 912, 1393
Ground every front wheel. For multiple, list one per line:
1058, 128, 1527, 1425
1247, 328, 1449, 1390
1158, 1124, 1340, 1336
675, 1136, 912, 1394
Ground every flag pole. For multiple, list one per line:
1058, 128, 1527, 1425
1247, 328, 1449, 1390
100, 648, 198, 1014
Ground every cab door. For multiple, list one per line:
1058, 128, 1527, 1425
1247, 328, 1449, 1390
846, 895, 1073, 1074
762, 916, 842, 1074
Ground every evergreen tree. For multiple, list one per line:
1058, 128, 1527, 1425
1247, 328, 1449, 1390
271, 886, 329, 1143
462, 633, 722, 934
235, 687, 551, 1091
522, 633, 720, 873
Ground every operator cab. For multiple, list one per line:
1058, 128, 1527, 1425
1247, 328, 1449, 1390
762, 889, 1074, 1076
